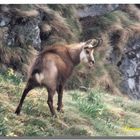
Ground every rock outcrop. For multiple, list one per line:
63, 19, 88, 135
77, 4, 119, 18
119, 37, 140, 99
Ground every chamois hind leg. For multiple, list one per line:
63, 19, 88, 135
15, 78, 37, 115
57, 85, 64, 113
47, 88, 57, 117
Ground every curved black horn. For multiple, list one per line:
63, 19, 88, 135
85, 38, 103, 48
85, 39, 93, 45
94, 38, 103, 48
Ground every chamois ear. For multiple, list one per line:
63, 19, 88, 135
86, 38, 103, 48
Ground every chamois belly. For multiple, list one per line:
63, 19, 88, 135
57, 64, 74, 85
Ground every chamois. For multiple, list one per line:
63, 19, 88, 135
15, 38, 102, 117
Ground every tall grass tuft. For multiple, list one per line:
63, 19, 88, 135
71, 89, 106, 118
0, 106, 8, 136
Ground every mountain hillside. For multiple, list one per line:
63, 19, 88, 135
0, 4, 140, 98
1, 71, 140, 137
0, 4, 140, 137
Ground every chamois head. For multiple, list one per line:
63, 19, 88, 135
80, 38, 102, 67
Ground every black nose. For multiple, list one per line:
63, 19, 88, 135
90, 60, 95, 64
89, 60, 95, 66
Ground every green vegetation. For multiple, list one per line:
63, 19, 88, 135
0, 4, 140, 137
0, 4, 140, 95
1, 71, 140, 137
71, 89, 105, 118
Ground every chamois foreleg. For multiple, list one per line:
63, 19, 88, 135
57, 85, 64, 113
15, 78, 37, 115
47, 88, 57, 117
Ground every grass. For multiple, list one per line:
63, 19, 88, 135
0, 5, 140, 137
0, 42, 35, 76
1, 70, 140, 137
71, 89, 105, 118
38, 5, 79, 45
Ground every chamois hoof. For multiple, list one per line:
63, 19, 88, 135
15, 109, 20, 115
57, 108, 64, 113
52, 114, 57, 118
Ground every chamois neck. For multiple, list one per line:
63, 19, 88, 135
67, 43, 84, 66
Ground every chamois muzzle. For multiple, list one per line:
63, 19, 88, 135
88, 55, 95, 68
89, 60, 95, 68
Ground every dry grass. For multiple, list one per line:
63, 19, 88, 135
11, 9, 39, 17
95, 72, 121, 95
0, 43, 36, 76
40, 23, 52, 33
120, 4, 140, 21
37, 6, 75, 44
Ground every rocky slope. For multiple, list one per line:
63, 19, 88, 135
78, 4, 140, 99
119, 36, 140, 99
0, 4, 140, 99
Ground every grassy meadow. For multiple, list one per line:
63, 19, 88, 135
1, 69, 140, 137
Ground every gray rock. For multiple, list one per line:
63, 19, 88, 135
0, 15, 11, 27
77, 4, 119, 18
119, 37, 140, 99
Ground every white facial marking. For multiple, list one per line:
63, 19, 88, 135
80, 49, 88, 63
87, 44, 93, 48
35, 73, 44, 84
90, 50, 95, 62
